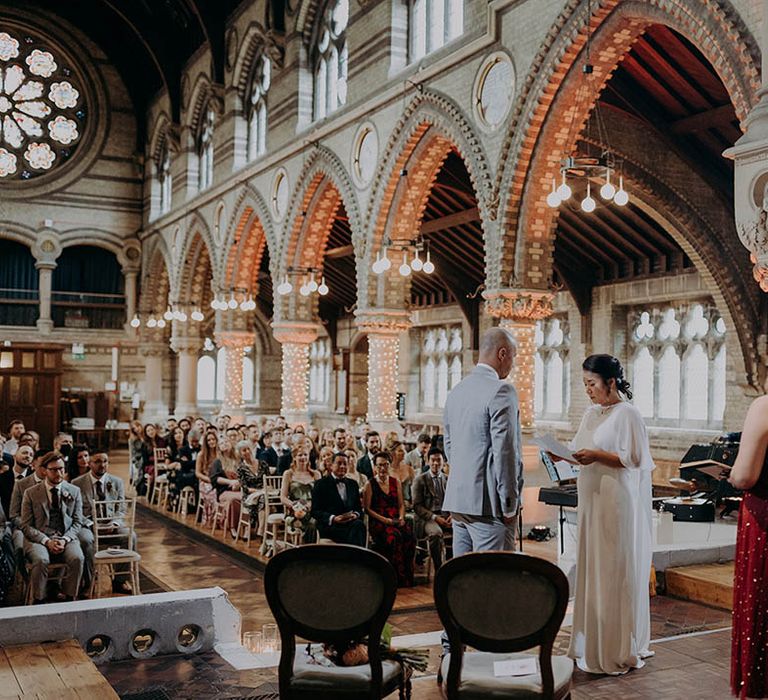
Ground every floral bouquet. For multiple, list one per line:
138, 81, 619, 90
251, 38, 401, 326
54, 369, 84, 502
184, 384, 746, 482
305, 623, 428, 674
286, 499, 309, 533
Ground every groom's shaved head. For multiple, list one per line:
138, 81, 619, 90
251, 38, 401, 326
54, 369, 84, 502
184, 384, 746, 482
478, 327, 518, 379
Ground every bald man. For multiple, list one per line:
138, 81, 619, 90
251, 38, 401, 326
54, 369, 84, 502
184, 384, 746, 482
442, 326, 523, 554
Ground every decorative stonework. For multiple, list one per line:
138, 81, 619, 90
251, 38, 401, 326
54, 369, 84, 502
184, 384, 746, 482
484, 289, 554, 322
499, 318, 537, 431
232, 21, 285, 100
272, 320, 320, 422
354, 309, 412, 335
215, 330, 255, 416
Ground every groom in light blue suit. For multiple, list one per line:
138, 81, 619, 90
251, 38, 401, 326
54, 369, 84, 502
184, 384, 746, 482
443, 327, 523, 555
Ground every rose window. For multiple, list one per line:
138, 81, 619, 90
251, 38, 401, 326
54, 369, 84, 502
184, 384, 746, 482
0, 30, 86, 180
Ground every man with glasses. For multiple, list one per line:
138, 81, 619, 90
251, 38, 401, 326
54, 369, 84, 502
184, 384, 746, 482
21, 451, 84, 603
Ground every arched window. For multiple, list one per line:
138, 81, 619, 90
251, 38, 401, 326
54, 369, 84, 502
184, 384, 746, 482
197, 106, 215, 191
247, 55, 270, 161
196, 346, 255, 403
309, 337, 332, 404
632, 346, 654, 418
0, 29, 86, 180
215, 347, 226, 401
158, 141, 172, 215
197, 356, 216, 402
420, 324, 462, 411
313, 0, 349, 121
242, 354, 254, 402
657, 345, 680, 419
410, 0, 464, 62
534, 318, 570, 420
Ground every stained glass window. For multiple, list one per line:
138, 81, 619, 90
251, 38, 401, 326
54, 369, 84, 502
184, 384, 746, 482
313, 0, 348, 121
0, 29, 85, 180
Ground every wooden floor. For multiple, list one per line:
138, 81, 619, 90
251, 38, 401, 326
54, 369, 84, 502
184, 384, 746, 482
0, 639, 118, 699
665, 562, 735, 611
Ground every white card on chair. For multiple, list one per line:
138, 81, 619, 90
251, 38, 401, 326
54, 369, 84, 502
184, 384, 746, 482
493, 657, 538, 677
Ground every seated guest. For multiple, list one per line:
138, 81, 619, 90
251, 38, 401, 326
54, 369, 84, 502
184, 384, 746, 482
18, 431, 40, 452
140, 423, 165, 488
363, 451, 415, 587
67, 444, 90, 482
236, 440, 269, 531
178, 417, 192, 435
389, 441, 416, 510
72, 451, 133, 594
412, 448, 451, 569
317, 446, 334, 476
128, 421, 144, 486
357, 431, 380, 480
311, 452, 366, 546
9, 450, 48, 559
4, 420, 25, 455
175, 429, 201, 497
195, 431, 220, 525
165, 427, 188, 509
344, 448, 368, 489
280, 447, 320, 543
406, 433, 432, 474
260, 429, 292, 475
0, 444, 34, 517
21, 451, 84, 603
0, 435, 13, 468
210, 437, 242, 538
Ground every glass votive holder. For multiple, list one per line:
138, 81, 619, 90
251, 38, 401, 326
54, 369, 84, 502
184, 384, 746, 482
243, 631, 262, 654
262, 622, 278, 653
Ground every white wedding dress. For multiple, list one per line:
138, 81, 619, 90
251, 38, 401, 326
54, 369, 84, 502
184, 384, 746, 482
567, 401, 655, 675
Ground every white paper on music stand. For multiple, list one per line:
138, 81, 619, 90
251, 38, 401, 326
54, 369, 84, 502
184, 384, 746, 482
533, 434, 577, 462
554, 459, 578, 480
493, 657, 538, 677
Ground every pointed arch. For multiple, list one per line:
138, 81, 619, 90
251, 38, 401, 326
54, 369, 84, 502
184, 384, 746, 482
176, 212, 216, 305
139, 238, 172, 315
494, 0, 760, 288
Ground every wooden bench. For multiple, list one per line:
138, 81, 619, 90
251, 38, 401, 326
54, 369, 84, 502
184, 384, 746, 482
0, 639, 118, 699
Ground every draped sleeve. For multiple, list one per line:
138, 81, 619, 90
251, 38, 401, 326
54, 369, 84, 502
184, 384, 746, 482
602, 403, 655, 471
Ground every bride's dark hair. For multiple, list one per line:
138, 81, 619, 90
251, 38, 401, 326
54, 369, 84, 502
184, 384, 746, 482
582, 354, 633, 400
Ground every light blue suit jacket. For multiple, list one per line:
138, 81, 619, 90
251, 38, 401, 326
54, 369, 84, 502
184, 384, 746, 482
442, 364, 523, 518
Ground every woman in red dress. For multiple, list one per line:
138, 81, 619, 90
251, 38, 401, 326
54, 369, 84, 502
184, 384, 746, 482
363, 450, 415, 587
730, 395, 768, 698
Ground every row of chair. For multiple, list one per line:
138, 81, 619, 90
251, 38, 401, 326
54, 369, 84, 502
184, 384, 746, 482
264, 545, 572, 699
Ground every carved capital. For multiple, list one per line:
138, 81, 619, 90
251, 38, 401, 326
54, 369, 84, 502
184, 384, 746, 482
483, 288, 554, 322
272, 320, 320, 346
354, 308, 412, 335
139, 343, 168, 359
170, 335, 200, 354
215, 330, 255, 349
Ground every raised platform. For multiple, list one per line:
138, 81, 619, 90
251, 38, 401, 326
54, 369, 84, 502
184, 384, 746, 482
665, 562, 734, 611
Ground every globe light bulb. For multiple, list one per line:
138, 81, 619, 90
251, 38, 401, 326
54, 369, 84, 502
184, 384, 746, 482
157, 318, 166, 328
399, 251, 411, 277
423, 250, 435, 274
410, 250, 423, 271
318, 277, 329, 296
163, 307, 173, 321
580, 182, 596, 213
600, 169, 615, 200
191, 309, 204, 322
130, 315, 140, 328
299, 282, 311, 296
147, 316, 157, 328
227, 293, 238, 309
614, 176, 629, 206
556, 173, 572, 200
546, 178, 561, 208
277, 276, 292, 295
308, 273, 318, 293
380, 247, 391, 271
372, 258, 383, 274
178, 311, 188, 322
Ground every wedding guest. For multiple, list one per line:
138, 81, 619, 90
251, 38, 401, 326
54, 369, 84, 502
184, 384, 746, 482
128, 421, 144, 485
210, 437, 242, 538
195, 431, 220, 525
356, 431, 380, 480
0, 444, 34, 517
412, 448, 451, 569
730, 394, 768, 699
280, 447, 320, 543
317, 446, 334, 476
344, 448, 368, 489
388, 442, 416, 510
4, 420, 25, 455
567, 354, 654, 675
406, 434, 432, 474
311, 452, 366, 546
67, 445, 90, 483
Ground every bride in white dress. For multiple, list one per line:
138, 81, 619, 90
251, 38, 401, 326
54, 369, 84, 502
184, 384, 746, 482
567, 354, 655, 675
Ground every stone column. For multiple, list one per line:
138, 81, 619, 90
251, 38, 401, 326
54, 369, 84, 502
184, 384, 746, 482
141, 345, 168, 419
484, 289, 554, 432
215, 330, 255, 423
272, 321, 320, 427
35, 261, 55, 335
355, 309, 412, 435
171, 335, 200, 417
123, 268, 139, 332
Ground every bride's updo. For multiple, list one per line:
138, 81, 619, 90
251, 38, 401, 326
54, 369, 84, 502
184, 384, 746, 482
582, 354, 633, 400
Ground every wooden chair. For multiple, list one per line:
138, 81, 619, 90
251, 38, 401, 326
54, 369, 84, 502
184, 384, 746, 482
211, 499, 231, 536
176, 486, 196, 516
260, 474, 287, 557
24, 562, 67, 605
148, 447, 168, 505
88, 498, 141, 599
264, 544, 410, 699
435, 552, 572, 699
234, 504, 253, 545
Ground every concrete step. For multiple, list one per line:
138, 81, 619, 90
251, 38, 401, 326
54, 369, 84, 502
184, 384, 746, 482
665, 562, 734, 610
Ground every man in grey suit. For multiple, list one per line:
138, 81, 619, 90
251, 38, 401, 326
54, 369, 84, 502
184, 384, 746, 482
9, 449, 47, 557
442, 327, 523, 555
72, 451, 134, 594
412, 447, 451, 568
21, 451, 84, 603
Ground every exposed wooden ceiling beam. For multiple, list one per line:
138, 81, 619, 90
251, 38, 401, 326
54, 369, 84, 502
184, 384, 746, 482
324, 244, 354, 259
421, 208, 480, 235
669, 104, 736, 134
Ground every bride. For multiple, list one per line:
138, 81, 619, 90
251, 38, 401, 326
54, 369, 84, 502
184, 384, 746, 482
567, 354, 655, 675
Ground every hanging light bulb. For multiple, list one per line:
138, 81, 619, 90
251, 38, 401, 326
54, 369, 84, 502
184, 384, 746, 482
318, 276, 329, 295
600, 168, 616, 200
163, 306, 173, 321
410, 248, 423, 271
178, 310, 188, 322
399, 250, 411, 276
191, 308, 204, 322
580, 182, 596, 213
423, 249, 435, 274
380, 246, 391, 271
299, 277, 311, 296
307, 272, 318, 293
227, 292, 238, 309
372, 250, 383, 274
546, 178, 561, 208
147, 316, 157, 328
157, 318, 166, 328
277, 275, 292, 295
556, 172, 572, 201
130, 314, 140, 328
614, 175, 629, 206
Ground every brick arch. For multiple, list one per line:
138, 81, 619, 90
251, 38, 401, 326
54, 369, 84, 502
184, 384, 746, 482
495, 0, 759, 287
223, 199, 271, 295
147, 111, 174, 165
279, 145, 362, 271
293, 0, 326, 47
362, 90, 494, 307
232, 21, 272, 102
176, 213, 216, 306
0, 223, 38, 250
139, 242, 171, 315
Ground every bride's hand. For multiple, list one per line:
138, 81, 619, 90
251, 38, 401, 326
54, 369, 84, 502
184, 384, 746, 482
572, 449, 598, 465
